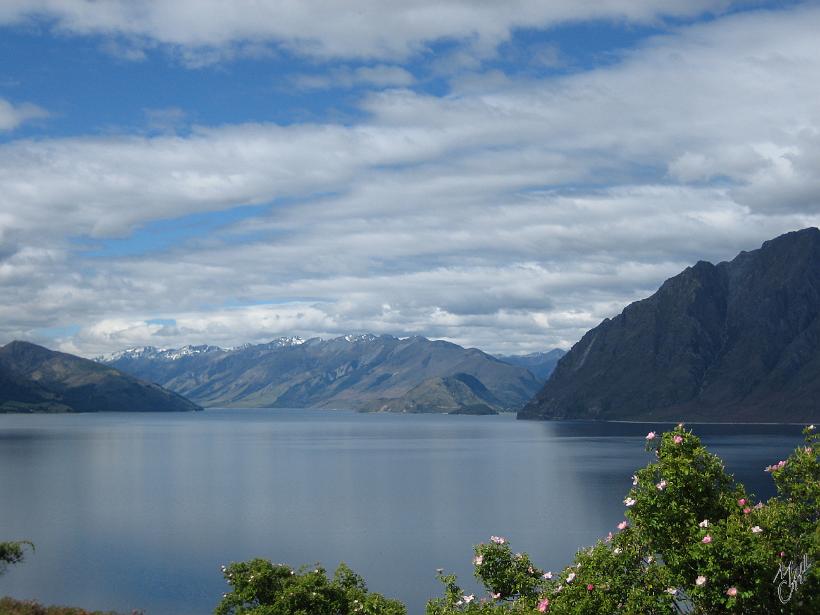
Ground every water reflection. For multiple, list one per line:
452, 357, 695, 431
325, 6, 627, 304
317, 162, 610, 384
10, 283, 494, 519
0, 411, 804, 615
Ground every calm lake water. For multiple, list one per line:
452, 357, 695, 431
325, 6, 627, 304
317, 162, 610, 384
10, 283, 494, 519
0, 409, 805, 615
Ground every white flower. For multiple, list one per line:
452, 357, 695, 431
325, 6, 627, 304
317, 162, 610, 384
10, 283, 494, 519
624, 497, 636, 507
632, 475, 639, 486
698, 519, 709, 528
613, 547, 622, 554
751, 526, 763, 534
665, 587, 677, 595
463, 594, 475, 604
543, 571, 553, 579
696, 575, 707, 586
566, 572, 576, 583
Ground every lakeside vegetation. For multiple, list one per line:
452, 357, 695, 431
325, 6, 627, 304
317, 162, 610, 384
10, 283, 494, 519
3, 426, 817, 614
0, 597, 133, 615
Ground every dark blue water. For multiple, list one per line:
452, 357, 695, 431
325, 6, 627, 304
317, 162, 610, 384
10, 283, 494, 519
0, 410, 805, 615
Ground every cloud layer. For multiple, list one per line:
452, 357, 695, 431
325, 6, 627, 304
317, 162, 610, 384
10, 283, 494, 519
1, 0, 738, 61
1, 3, 819, 356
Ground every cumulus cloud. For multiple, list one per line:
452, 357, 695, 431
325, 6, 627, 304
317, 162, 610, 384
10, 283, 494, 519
2, 4, 820, 355
0, 0, 740, 62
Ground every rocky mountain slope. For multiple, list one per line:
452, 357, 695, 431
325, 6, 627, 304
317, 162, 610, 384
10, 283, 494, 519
102, 334, 540, 413
0, 341, 201, 413
520, 228, 820, 423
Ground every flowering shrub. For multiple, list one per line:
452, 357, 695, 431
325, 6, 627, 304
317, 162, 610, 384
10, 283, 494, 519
425, 425, 818, 614
426, 539, 545, 614
214, 559, 406, 615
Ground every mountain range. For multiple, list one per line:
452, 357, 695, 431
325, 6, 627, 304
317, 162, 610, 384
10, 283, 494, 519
102, 334, 544, 413
0, 340, 201, 413
8, 229, 817, 421
520, 228, 820, 423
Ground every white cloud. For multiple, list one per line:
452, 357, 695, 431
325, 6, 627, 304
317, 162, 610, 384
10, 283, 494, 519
0, 98, 48, 131
0, 0, 739, 62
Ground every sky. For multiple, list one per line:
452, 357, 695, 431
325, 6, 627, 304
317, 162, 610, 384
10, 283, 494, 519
1, 0, 819, 357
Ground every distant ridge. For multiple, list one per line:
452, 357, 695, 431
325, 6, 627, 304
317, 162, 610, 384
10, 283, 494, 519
495, 349, 566, 381
102, 334, 541, 413
520, 228, 820, 423
0, 341, 201, 413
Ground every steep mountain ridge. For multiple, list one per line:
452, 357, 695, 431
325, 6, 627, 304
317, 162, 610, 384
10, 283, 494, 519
104, 334, 541, 413
0, 341, 201, 413
519, 228, 820, 422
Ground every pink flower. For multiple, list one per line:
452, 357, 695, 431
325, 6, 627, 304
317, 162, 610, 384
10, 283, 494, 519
587, 584, 594, 591
646, 431, 657, 440
702, 535, 712, 544
743, 507, 751, 515
605, 532, 613, 543
473, 555, 483, 566
537, 598, 550, 612
490, 535, 507, 544
779, 551, 786, 558
754, 502, 764, 510
751, 526, 763, 534
764, 460, 787, 472
696, 575, 707, 586
737, 498, 746, 506
726, 587, 738, 597
673, 435, 683, 445
656, 479, 668, 490
617, 521, 629, 530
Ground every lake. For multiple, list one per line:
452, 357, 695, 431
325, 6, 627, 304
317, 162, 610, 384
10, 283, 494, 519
0, 409, 806, 614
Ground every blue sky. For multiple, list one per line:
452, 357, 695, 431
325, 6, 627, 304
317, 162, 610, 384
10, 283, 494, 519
0, 1, 819, 356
